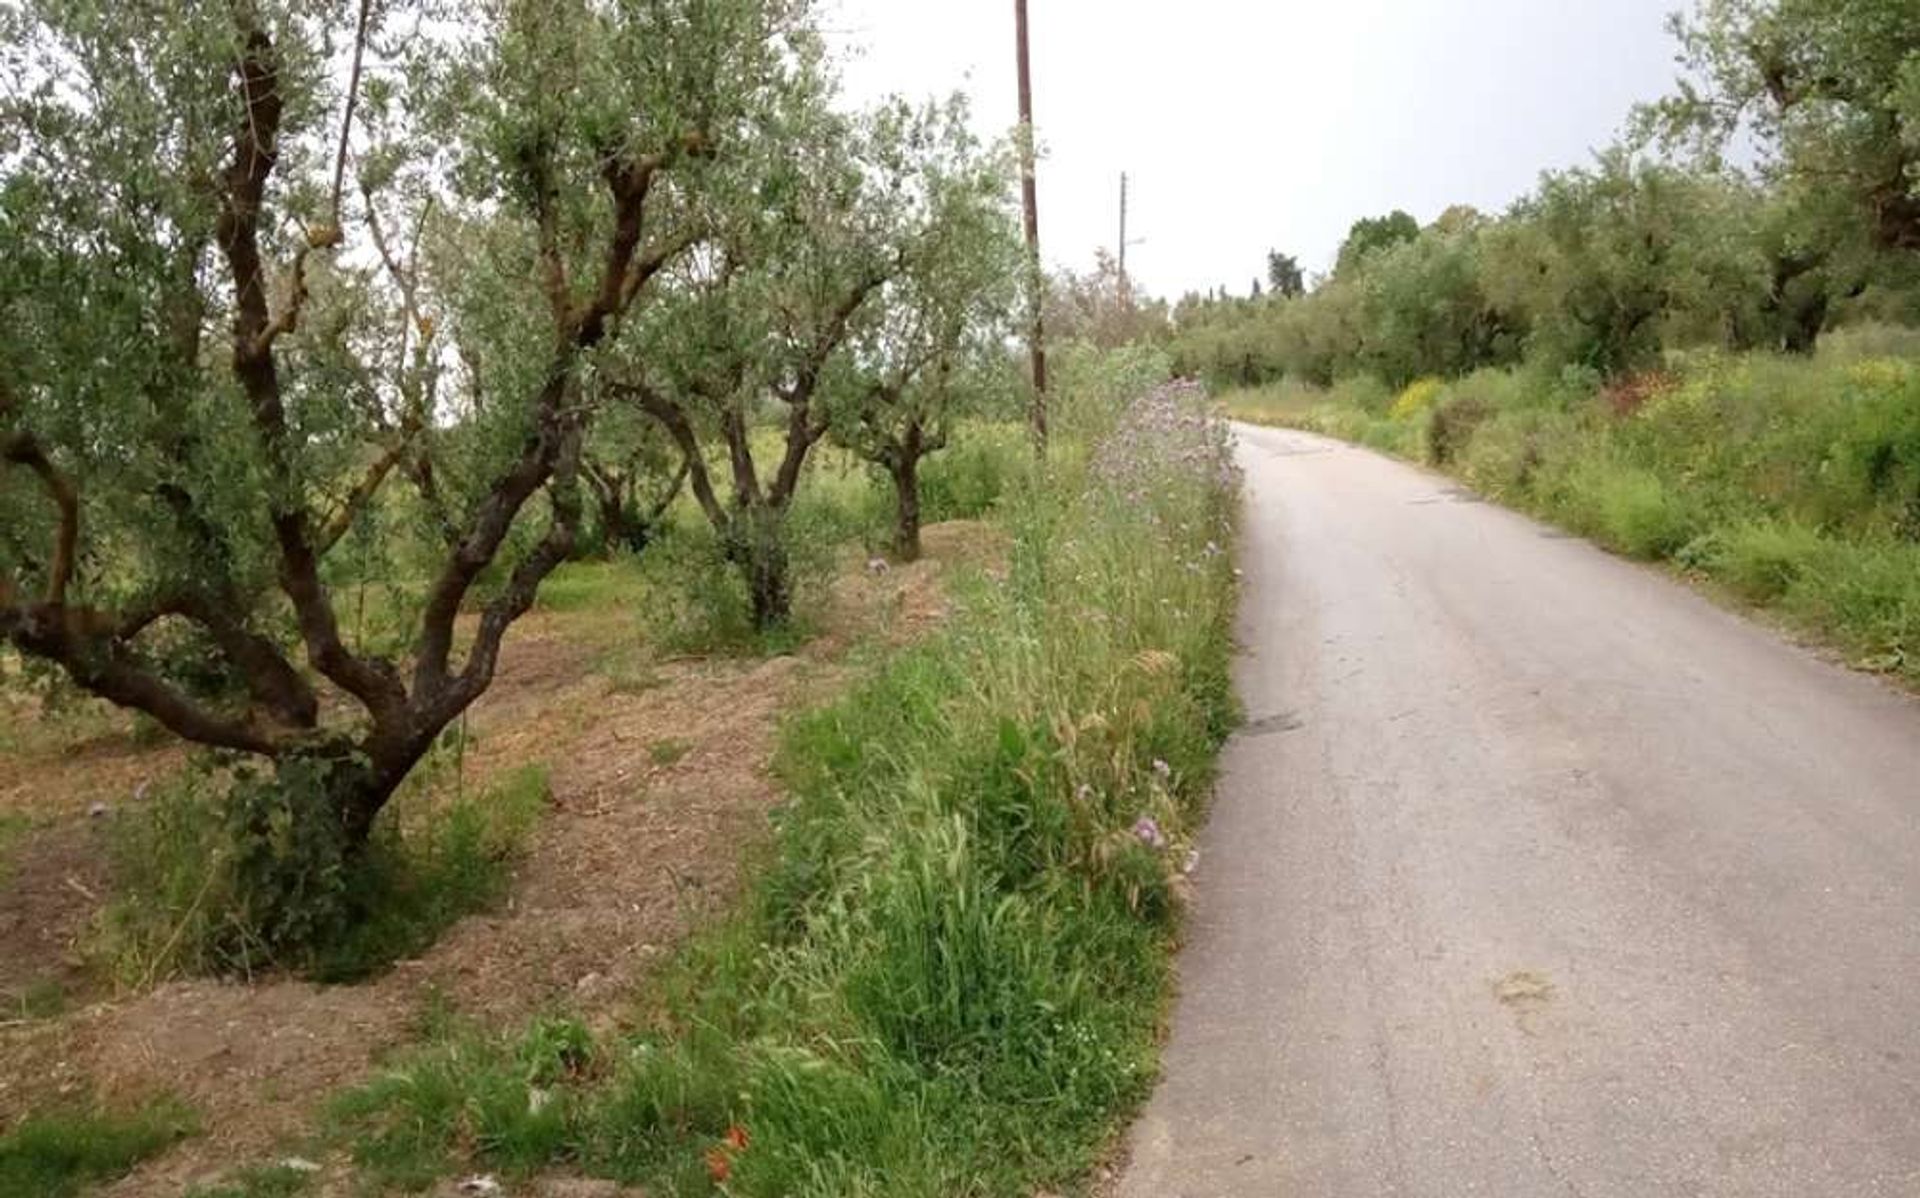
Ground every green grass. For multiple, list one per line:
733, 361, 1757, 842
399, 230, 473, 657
646, 738, 691, 767
1225, 349, 1920, 684
181, 1163, 316, 1198
535, 558, 654, 614
325, 382, 1240, 1195
7, 975, 67, 1020
0, 1098, 197, 1198
97, 760, 551, 985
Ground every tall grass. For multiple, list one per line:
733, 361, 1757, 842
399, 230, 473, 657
1227, 349, 1920, 683
326, 380, 1241, 1194
98, 760, 550, 985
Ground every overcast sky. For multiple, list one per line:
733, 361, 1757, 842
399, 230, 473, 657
825, 0, 1687, 299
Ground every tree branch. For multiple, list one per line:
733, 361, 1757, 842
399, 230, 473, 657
0, 423, 79, 608
621, 382, 729, 532
217, 13, 407, 721
314, 417, 424, 555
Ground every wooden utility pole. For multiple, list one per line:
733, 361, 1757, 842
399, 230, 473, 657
1118, 171, 1130, 308
1014, 0, 1047, 452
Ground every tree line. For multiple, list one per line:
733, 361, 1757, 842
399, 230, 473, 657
0, 0, 1020, 908
1172, 0, 1920, 388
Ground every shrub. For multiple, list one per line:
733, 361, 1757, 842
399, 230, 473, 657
1390, 376, 1445, 421
99, 759, 548, 984
1705, 520, 1826, 603
1426, 392, 1492, 465
916, 424, 1026, 523
1781, 539, 1920, 674
1560, 461, 1698, 560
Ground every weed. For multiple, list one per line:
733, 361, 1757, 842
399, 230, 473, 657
536, 558, 653, 614
0, 1098, 197, 1198
98, 761, 549, 985
1563, 461, 1697, 559
181, 1163, 316, 1198
592, 645, 664, 695
646, 739, 691, 767
8, 976, 66, 1020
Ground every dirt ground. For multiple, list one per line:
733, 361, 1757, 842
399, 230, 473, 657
0, 522, 1002, 1195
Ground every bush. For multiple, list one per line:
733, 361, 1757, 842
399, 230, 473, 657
1389, 376, 1445, 421
1704, 520, 1826, 603
99, 758, 548, 983
916, 424, 1026, 522
1426, 391, 1491, 465
1561, 461, 1698, 559
1781, 539, 1920, 673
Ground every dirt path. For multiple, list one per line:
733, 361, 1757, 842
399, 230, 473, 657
1117, 426, 1920, 1196
0, 523, 999, 1194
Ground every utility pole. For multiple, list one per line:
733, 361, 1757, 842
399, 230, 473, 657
1014, 0, 1047, 453
1118, 171, 1130, 308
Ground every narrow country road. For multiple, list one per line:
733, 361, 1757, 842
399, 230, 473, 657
1116, 424, 1920, 1197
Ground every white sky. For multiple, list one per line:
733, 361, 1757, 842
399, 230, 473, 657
825, 0, 1686, 299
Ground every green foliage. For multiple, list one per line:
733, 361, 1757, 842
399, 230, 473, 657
0, 1098, 197, 1198
327, 1014, 588, 1190
914, 423, 1026, 522
1336, 210, 1422, 276
100, 759, 548, 984
181, 1163, 316, 1198
1559, 462, 1699, 559
535, 558, 653, 615
327, 374, 1240, 1194
1266, 250, 1305, 298
1171, 0, 1920, 395
1646, 0, 1920, 257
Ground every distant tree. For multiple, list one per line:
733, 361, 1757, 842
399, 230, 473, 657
1266, 250, 1305, 298
1484, 151, 1762, 374
828, 98, 1020, 560
1044, 250, 1172, 349
1335, 211, 1421, 276
1250, 278, 1264, 299
1353, 218, 1523, 385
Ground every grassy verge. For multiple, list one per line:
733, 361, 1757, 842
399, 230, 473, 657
0, 1098, 197, 1198
1226, 351, 1920, 684
319, 379, 1240, 1195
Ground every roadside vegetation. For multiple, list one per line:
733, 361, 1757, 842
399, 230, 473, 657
1183, 0, 1920, 685
0, 0, 1240, 1192
320, 370, 1237, 1196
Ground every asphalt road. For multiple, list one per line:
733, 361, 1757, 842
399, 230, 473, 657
1115, 424, 1920, 1197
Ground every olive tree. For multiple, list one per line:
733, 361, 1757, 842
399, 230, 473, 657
0, 0, 806, 901
1647, 0, 1920, 255
828, 99, 1021, 560
610, 86, 917, 627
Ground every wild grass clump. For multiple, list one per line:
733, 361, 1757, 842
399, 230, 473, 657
0, 1097, 197, 1198
328, 379, 1241, 1194
915, 422, 1025, 523
98, 758, 548, 985
1220, 349, 1920, 682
